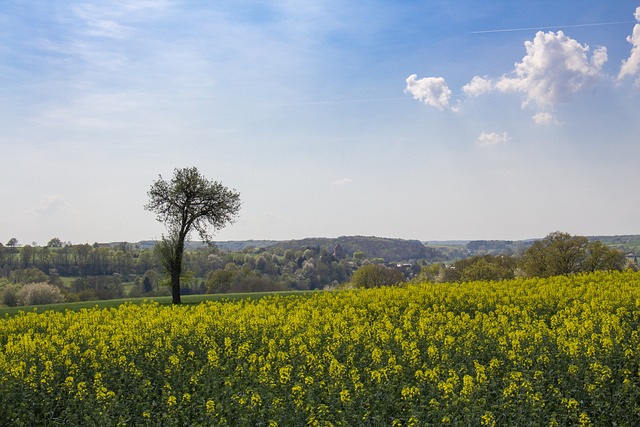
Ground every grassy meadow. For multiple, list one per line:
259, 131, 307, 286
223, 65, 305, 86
1, 271, 640, 425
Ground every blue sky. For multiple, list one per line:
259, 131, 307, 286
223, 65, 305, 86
1, 0, 640, 245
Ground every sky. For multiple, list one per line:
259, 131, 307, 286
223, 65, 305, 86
1, 0, 640, 245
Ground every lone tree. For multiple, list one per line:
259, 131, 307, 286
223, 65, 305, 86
145, 167, 241, 304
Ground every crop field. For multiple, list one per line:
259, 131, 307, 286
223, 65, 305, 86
1, 271, 640, 426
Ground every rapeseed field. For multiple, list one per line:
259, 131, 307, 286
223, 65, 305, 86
1, 270, 640, 426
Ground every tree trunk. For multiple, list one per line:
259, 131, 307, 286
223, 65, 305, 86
170, 241, 185, 305
171, 268, 181, 304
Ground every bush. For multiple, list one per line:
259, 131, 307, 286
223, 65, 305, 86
72, 276, 124, 300
351, 264, 405, 288
18, 283, 65, 306
12, 268, 48, 284
1, 285, 20, 307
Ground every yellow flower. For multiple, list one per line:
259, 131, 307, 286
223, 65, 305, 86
579, 412, 592, 426
167, 395, 177, 407
481, 412, 496, 427
401, 386, 420, 400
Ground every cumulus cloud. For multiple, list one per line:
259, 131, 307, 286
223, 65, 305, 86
495, 31, 607, 107
618, 7, 640, 83
532, 111, 560, 125
477, 132, 510, 147
462, 76, 493, 97
404, 74, 452, 110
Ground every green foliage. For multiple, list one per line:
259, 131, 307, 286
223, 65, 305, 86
205, 267, 284, 294
415, 263, 445, 283
272, 236, 430, 262
11, 267, 48, 284
17, 282, 65, 306
351, 264, 405, 288
71, 276, 124, 301
0, 232, 632, 306
1, 284, 19, 307
584, 240, 627, 272
455, 254, 517, 282
205, 269, 236, 293
47, 237, 63, 248
521, 231, 626, 277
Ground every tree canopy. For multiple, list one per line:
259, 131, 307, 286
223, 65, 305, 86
521, 231, 626, 277
351, 264, 405, 288
145, 167, 241, 304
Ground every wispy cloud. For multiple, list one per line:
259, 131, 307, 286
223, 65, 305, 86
36, 92, 143, 130
331, 178, 353, 186
34, 195, 67, 215
71, 1, 170, 39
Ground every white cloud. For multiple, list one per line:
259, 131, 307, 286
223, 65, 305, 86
331, 178, 353, 186
618, 7, 640, 83
495, 31, 607, 107
477, 132, 510, 147
532, 111, 560, 125
404, 74, 452, 110
462, 76, 493, 97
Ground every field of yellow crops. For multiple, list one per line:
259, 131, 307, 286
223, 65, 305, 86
1, 270, 640, 426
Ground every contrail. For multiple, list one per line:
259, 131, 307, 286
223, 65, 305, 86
471, 20, 636, 34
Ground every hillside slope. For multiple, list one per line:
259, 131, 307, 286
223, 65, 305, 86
268, 236, 430, 262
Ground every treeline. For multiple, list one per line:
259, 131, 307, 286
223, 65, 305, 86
0, 241, 158, 277
0, 236, 463, 279
0, 237, 431, 306
272, 236, 439, 262
0, 232, 634, 307
415, 232, 633, 284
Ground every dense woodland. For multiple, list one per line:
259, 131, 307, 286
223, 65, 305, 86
0, 233, 636, 307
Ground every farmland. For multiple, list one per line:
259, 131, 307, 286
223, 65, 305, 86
2, 270, 640, 425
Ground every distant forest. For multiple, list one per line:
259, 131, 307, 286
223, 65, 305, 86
0, 234, 637, 307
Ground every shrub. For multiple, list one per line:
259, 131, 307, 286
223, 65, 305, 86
351, 264, 405, 288
12, 268, 48, 284
1, 285, 20, 307
18, 282, 65, 306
